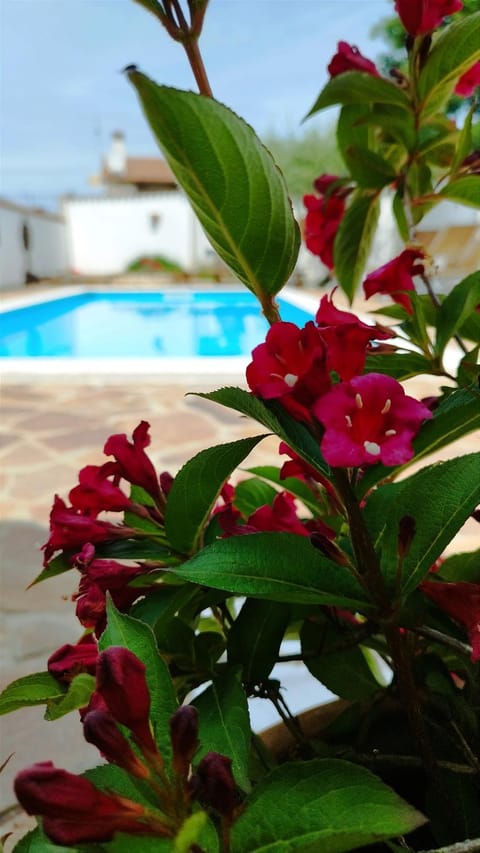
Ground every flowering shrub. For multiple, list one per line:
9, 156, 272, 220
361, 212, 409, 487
1, 1, 480, 852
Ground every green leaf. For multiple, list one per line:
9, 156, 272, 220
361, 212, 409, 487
359, 384, 480, 494
228, 599, 291, 681
173, 811, 219, 853
193, 670, 251, 792
11, 827, 75, 853
130, 583, 197, 630
457, 346, 480, 387
437, 550, 480, 583
196, 387, 329, 475
418, 13, 480, 114
100, 598, 177, 758
334, 192, 380, 301
370, 454, 480, 596
170, 533, 370, 611
233, 477, 278, 517
44, 673, 95, 721
231, 759, 426, 852
301, 622, 380, 701
95, 539, 178, 562
28, 553, 71, 587
305, 72, 410, 118
127, 71, 300, 298
392, 189, 410, 242
0, 672, 65, 716
435, 271, 480, 356
364, 351, 433, 381
336, 104, 371, 165
439, 176, 480, 208
342, 146, 397, 190
165, 435, 267, 554
245, 465, 321, 515
451, 101, 475, 177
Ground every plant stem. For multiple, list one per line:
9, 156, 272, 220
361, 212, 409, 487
183, 38, 213, 96
418, 840, 480, 853
412, 625, 473, 657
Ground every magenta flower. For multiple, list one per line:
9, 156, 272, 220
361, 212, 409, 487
14, 762, 167, 845
313, 373, 432, 467
315, 290, 394, 379
327, 41, 379, 78
394, 0, 463, 35
455, 61, 480, 97
104, 421, 163, 507
47, 635, 98, 684
303, 191, 345, 270
363, 249, 426, 314
246, 321, 330, 421
421, 581, 480, 662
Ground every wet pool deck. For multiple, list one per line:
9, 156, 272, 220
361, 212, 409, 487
1, 294, 478, 839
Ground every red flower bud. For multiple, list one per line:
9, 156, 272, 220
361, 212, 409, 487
14, 761, 159, 845
169, 705, 200, 778
191, 752, 236, 820
47, 635, 98, 684
96, 647, 157, 755
397, 515, 416, 560
327, 41, 379, 78
83, 710, 150, 779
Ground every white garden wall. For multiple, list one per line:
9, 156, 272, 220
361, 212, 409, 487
62, 192, 213, 276
0, 200, 69, 290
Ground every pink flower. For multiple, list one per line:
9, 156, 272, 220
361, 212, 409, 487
217, 489, 335, 541
363, 249, 426, 314
327, 42, 379, 78
14, 762, 166, 845
246, 321, 330, 421
455, 61, 480, 97
313, 373, 432, 467
42, 496, 135, 566
104, 421, 163, 507
421, 581, 480, 662
303, 191, 345, 270
315, 290, 394, 379
394, 0, 463, 35
47, 635, 98, 684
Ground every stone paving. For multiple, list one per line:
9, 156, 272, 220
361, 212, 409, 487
0, 362, 478, 841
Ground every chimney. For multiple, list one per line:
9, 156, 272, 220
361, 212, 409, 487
107, 131, 127, 175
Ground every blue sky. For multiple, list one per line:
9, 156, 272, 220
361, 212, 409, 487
1, 0, 394, 209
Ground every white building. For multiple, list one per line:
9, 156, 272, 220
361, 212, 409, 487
0, 199, 69, 291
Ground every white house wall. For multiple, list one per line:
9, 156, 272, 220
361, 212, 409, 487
0, 201, 68, 290
63, 192, 213, 276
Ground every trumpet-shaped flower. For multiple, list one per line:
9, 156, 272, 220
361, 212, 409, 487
303, 191, 345, 270
363, 249, 426, 314
394, 0, 463, 35
327, 41, 379, 77
313, 373, 432, 467
104, 421, 164, 507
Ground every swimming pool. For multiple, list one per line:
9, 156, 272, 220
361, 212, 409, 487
0, 286, 317, 375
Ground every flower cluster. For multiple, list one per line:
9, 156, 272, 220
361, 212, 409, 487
15, 646, 237, 846
247, 290, 432, 467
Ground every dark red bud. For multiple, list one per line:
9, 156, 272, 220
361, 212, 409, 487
310, 532, 350, 566
190, 752, 236, 819
95, 647, 156, 754
398, 515, 416, 559
169, 705, 199, 778
83, 710, 150, 779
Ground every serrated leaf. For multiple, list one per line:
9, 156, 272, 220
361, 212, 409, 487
99, 598, 177, 758
343, 146, 397, 189
418, 13, 480, 115
0, 672, 65, 716
195, 387, 329, 476
439, 176, 480, 208
370, 454, 480, 596
228, 599, 290, 682
359, 384, 480, 494
28, 552, 71, 587
45, 673, 95, 721
165, 435, 267, 554
170, 533, 370, 611
127, 71, 300, 299
193, 670, 251, 792
435, 271, 480, 356
305, 72, 410, 118
334, 192, 380, 301
11, 827, 75, 853
231, 759, 426, 852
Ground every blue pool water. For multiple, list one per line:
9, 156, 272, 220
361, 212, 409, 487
0, 290, 314, 359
